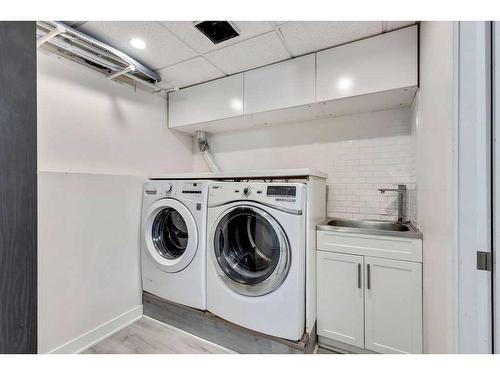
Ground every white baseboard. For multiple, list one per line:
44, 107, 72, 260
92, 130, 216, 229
48, 305, 143, 354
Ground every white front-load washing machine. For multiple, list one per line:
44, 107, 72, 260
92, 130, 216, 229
206, 181, 307, 340
141, 180, 209, 310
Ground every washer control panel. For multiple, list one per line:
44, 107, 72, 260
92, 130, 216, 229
144, 183, 171, 196
143, 181, 208, 202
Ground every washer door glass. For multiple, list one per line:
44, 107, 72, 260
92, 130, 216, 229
214, 205, 290, 296
152, 207, 188, 260
144, 199, 198, 273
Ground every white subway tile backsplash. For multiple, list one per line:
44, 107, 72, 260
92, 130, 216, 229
192, 107, 417, 224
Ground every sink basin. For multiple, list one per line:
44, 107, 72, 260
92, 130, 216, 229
325, 218, 410, 232
317, 217, 422, 239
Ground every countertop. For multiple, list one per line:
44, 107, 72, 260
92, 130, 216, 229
149, 168, 328, 180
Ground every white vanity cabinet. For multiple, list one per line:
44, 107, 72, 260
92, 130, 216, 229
168, 73, 243, 128
316, 25, 418, 102
316, 230, 423, 354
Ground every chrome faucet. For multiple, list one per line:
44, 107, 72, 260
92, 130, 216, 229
378, 184, 407, 223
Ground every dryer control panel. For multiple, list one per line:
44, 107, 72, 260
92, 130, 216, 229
208, 181, 306, 211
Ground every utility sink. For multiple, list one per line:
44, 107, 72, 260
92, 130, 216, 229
326, 218, 410, 231
317, 218, 422, 239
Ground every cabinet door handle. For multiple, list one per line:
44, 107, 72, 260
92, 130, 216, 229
367, 264, 371, 290
357, 263, 361, 289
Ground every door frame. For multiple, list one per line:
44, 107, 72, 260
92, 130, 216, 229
456, 21, 493, 353
493, 21, 500, 354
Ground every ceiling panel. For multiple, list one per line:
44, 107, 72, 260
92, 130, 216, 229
76, 21, 197, 70
158, 57, 224, 89
63, 21, 87, 28
279, 21, 383, 56
204, 31, 290, 75
69, 21, 416, 89
160, 21, 274, 54
386, 21, 417, 31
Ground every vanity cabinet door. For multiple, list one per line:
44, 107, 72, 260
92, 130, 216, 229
317, 251, 365, 348
364, 257, 422, 354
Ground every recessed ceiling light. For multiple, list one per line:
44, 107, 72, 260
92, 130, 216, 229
130, 38, 146, 49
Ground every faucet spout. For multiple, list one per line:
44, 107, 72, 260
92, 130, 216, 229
378, 184, 407, 223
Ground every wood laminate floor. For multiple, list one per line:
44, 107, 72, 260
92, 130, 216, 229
83, 316, 338, 354
316, 346, 338, 354
83, 317, 233, 354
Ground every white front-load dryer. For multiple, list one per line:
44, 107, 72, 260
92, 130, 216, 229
141, 180, 208, 310
206, 182, 307, 340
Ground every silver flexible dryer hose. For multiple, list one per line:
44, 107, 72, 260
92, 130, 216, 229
196, 131, 221, 173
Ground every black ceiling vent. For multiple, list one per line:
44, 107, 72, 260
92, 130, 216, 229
195, 21, 239, 44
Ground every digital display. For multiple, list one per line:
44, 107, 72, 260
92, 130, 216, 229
266, 186, 296, 197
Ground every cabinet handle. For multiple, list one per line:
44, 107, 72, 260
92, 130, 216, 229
367, 264, 371, 290
357, 263, 361, 289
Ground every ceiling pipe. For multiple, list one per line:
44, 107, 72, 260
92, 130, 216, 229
108, 64, 136, 80
36, 21, 180, 94
37, 27, 178, 94
36, 24, 65, 48
48, 21, 160, 83
196, 131, 220, 173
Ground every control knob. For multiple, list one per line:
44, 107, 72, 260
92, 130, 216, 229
243, 186, 251, 196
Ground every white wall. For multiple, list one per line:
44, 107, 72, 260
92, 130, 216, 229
37, 52, 192, 353
37, 53, 192, 176
193, 108, 416, 223
414, 21, 457, 353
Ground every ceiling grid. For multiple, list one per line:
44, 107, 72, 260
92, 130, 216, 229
70, 21, 416, 89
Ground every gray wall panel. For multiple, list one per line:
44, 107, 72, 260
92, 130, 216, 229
0, 21, 37, 354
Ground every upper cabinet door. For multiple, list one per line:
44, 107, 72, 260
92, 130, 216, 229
316, 25, 418, 102
168, 74, 244, 128
244, 54, 316, 115
364, 257, 422, 354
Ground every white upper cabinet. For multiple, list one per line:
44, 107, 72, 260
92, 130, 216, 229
243, 54, 316, 115
168, 74, 243, 128
316, 25, 418, 102
167, 26, 418, 134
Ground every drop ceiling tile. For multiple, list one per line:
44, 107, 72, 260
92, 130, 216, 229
157, 57, 225, 89
76, 21, 197, 70
62, 21, 87, 28
279, 21, 383, 56
204, 32, 290, 75
386, 21, 416, 31
160, 21, 274, 54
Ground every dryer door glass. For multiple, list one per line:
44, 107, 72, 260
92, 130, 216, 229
151, 207, 188, 260
214, 206, 290, 295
